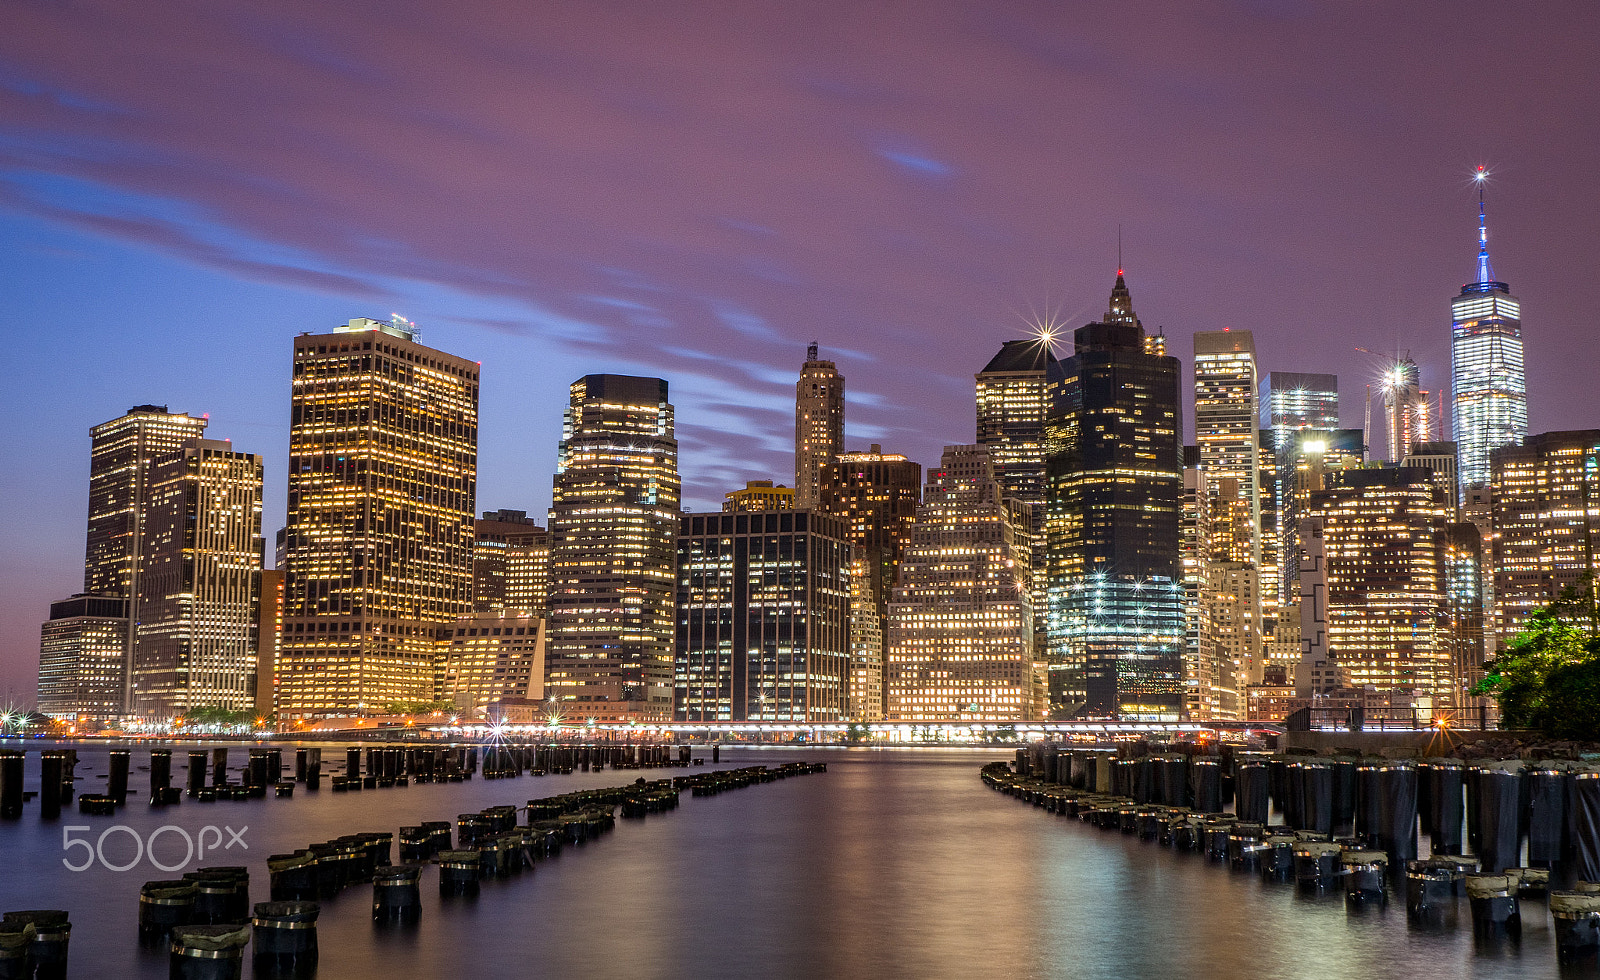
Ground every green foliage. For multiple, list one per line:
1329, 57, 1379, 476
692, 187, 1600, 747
182, 705, 250, 727
1472, 582, 1600, 739
382, 700, 455, 716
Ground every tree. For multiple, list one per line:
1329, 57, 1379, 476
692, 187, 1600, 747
1473, 583, 1600, 739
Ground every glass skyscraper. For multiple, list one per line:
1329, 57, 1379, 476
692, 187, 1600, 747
1451, 187, 1526, 499
544, 374, 679, 722
1045, 273, 1184, 720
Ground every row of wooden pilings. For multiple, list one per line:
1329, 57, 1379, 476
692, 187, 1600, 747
131, 761, 824, 978
0, 743, 702, 818
991, 747, 1600, 972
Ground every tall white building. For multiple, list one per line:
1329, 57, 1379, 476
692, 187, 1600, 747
1194, 330, 1261, 689
1451, 174, 1526, 499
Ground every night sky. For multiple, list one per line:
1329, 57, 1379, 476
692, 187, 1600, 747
3, 2, 1598, 698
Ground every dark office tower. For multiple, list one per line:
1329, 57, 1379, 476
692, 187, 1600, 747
545, 374, 679, 723
675, 511, 851, 722
818, 445, 921, 716
131, 440, 264, 720
1491, 430, 1600, 642
976, 339, 1064, 504
472, 509, 547, 615
1045, 272, 1184, 719
1452, 172, 1526, 500
886, 445, 1040, 721
279, 317, 479, 720
795, 344, 844, 510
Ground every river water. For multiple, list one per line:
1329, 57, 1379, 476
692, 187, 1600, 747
0, 742, 1567, 978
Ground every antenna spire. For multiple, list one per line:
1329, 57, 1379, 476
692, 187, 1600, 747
1117, 225, 1123, 276
1474, 166, 1495, 285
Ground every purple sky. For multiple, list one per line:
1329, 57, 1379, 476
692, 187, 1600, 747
3, 2, 1598, 699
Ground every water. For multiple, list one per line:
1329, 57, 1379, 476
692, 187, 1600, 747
0, 742, 1567, 978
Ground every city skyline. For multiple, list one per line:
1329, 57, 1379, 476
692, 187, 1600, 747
5, 3, 1600, 695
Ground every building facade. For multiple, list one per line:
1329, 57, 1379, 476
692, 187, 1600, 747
440, 610, 546, 717
1045, 273, 1184, 719
83, 405, 210, 712
1492, 430, 1600, 641
545, 374, 679, 722
675, 511, 851, 722
976, 338, 1063, 506
887, 445, 1040, 721
1194, 330, 1262, 692
278, 317, 479, 719
131, 439, 264, 719
818, 445, 921, 717
1303, 467, 1452, 706
472, 509, 547, 615
795, 344, 844, 511
37, 595, 128, 725
723, 481, 796, 513
1452, 187, 1527, 499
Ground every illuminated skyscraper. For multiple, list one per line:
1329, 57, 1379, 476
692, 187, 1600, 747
1452, 173, 1526, 499
675, 511, 851, 722
1045, 272, 1184, 719
85, 406, 210, 600
1491, 430, 1600, 641
1181, 467, 1225, 719
795, 344, 844, 510
1258, 373, 1340, 613
279, 317, 479, 719
81, 405, 209, 712
37, 595, 128, 725
976, 339, 1063, 505
1195, 331, 1261, 565
545, 374, 679, 722
887, 445, 1040, 721
131, 439, 264, 720
818, 445, 920, 717
1303, 468, 1453, 706
472, 509, 547, 615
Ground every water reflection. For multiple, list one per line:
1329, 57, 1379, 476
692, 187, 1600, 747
0, 742, 1561, 979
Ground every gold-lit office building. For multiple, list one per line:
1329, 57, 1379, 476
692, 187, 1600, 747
131, 439, 264, 719
440, 610, 546, 717
723, 480, 795, 513
795, 344, 844, 510
37, 595, 128, 725
887, 445, 1041, 721
819, 444, 920, 719
472, 509, 547, 616
278, 317, 479, 719
1302, 467, 1452, 705
544, 374, 679, 722
1492, 430, 1600, 640
82, 404, 209, 713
